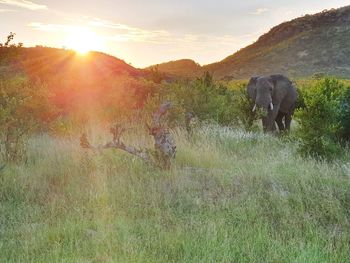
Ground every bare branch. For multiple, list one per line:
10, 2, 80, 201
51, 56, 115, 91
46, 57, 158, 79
80, 102, 176, 169
80, 133, 151, 163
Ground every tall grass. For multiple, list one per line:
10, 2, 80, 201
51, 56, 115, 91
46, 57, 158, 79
0, 125, 349, 262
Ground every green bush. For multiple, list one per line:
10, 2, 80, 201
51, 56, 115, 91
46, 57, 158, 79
295, 78, 350, 160
295, 86, 306, 110
184, 72, 236, 125
143, 91, 186, 128
231, 83, 259, 131
144, 72, 237, 127
0, 77, 52, 162
338, 88, 350, 141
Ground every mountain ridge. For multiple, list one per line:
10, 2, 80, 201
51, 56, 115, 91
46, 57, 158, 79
147, 5, 350, 79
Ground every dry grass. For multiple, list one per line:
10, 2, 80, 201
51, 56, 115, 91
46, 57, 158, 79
0, 125, 349, 262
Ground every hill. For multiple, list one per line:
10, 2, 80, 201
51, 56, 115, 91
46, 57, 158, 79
148, 5, 350, 79
146, 59, 201, 78
0, 47, 152, 116
0, 46, 142, 79
205, 5, 350, 79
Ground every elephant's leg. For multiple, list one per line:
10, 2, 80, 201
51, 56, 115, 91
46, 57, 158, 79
285, 113, 292, 131
275, 111, 285, 132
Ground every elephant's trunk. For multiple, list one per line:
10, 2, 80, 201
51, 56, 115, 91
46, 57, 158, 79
252, 102, 273, 112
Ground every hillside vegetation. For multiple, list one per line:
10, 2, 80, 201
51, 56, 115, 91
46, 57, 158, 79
0, 46, 141, 78
149, 6, 350, 79
0, 47, 156, 123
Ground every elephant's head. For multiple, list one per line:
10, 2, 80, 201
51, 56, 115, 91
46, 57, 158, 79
247, 76, 274, 112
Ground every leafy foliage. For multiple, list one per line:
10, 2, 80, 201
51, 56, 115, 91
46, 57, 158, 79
0, 77, 52, 162
338, 87, 350, 141
295, 78, 350, 160
145, 72, 237, 127
230, 83, 259, 131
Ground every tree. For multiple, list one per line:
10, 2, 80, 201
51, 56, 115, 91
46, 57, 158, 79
0, 32, 23, 67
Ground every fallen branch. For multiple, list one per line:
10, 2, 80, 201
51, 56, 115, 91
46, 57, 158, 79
80, 131, 151, 163
80, 102, 176, 169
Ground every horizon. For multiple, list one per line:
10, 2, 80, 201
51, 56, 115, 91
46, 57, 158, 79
1, 0, 349, 68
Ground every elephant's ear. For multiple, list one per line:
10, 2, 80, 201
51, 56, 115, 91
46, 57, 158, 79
269, 74, 289, 98
247, 76, 258, 99
269, 74, 291, 88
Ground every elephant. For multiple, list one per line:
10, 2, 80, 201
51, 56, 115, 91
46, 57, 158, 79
247, 74, 298, 132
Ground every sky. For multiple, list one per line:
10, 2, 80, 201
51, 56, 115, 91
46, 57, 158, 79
0, 0, 349, 67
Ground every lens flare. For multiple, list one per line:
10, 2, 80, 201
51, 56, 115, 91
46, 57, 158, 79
64, 28, 103, 54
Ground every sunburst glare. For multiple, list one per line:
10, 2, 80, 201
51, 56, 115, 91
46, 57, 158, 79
64, 28, 103, 54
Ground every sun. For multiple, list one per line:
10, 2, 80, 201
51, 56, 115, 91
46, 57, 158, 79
64, 28, 103, 54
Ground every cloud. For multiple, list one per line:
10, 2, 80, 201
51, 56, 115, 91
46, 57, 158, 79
0, 8, 15, 12
83, 17, 246, 47
249, 8, 269, 15
28, 22, 74, 32
27, 17, 265, 67
86, 18, 172, 44
27, 18, 257, 56
28, 19, 172, 44
0, 0, 47, 10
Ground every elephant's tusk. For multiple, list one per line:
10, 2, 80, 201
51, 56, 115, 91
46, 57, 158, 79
270, 102, 274, 111
252, 104, 257, 112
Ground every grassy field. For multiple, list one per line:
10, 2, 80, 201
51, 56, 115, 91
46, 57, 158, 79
1, 125, 350, 262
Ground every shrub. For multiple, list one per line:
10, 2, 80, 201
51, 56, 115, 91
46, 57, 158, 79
179, 72, 237, 125
231, 83, 259, 131
144, 72, 237, 127
295, 78, 350, 160
338, 88, 350, 141
143, 91, 186, 128
0, 77, 52, 162
295, 86, 306, 110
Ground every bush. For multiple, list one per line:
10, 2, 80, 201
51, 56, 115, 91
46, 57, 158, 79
144, 72, 237, 127
295, 78, 350, 160
143, 91, 186, 128
338, 88, 350, 141
231, 83, 259, 131
0, 77, 52, 162
182, 72, 237, 125
295, 86, 305, 110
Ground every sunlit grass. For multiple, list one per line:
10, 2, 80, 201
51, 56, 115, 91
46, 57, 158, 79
0, 125, 349, 262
